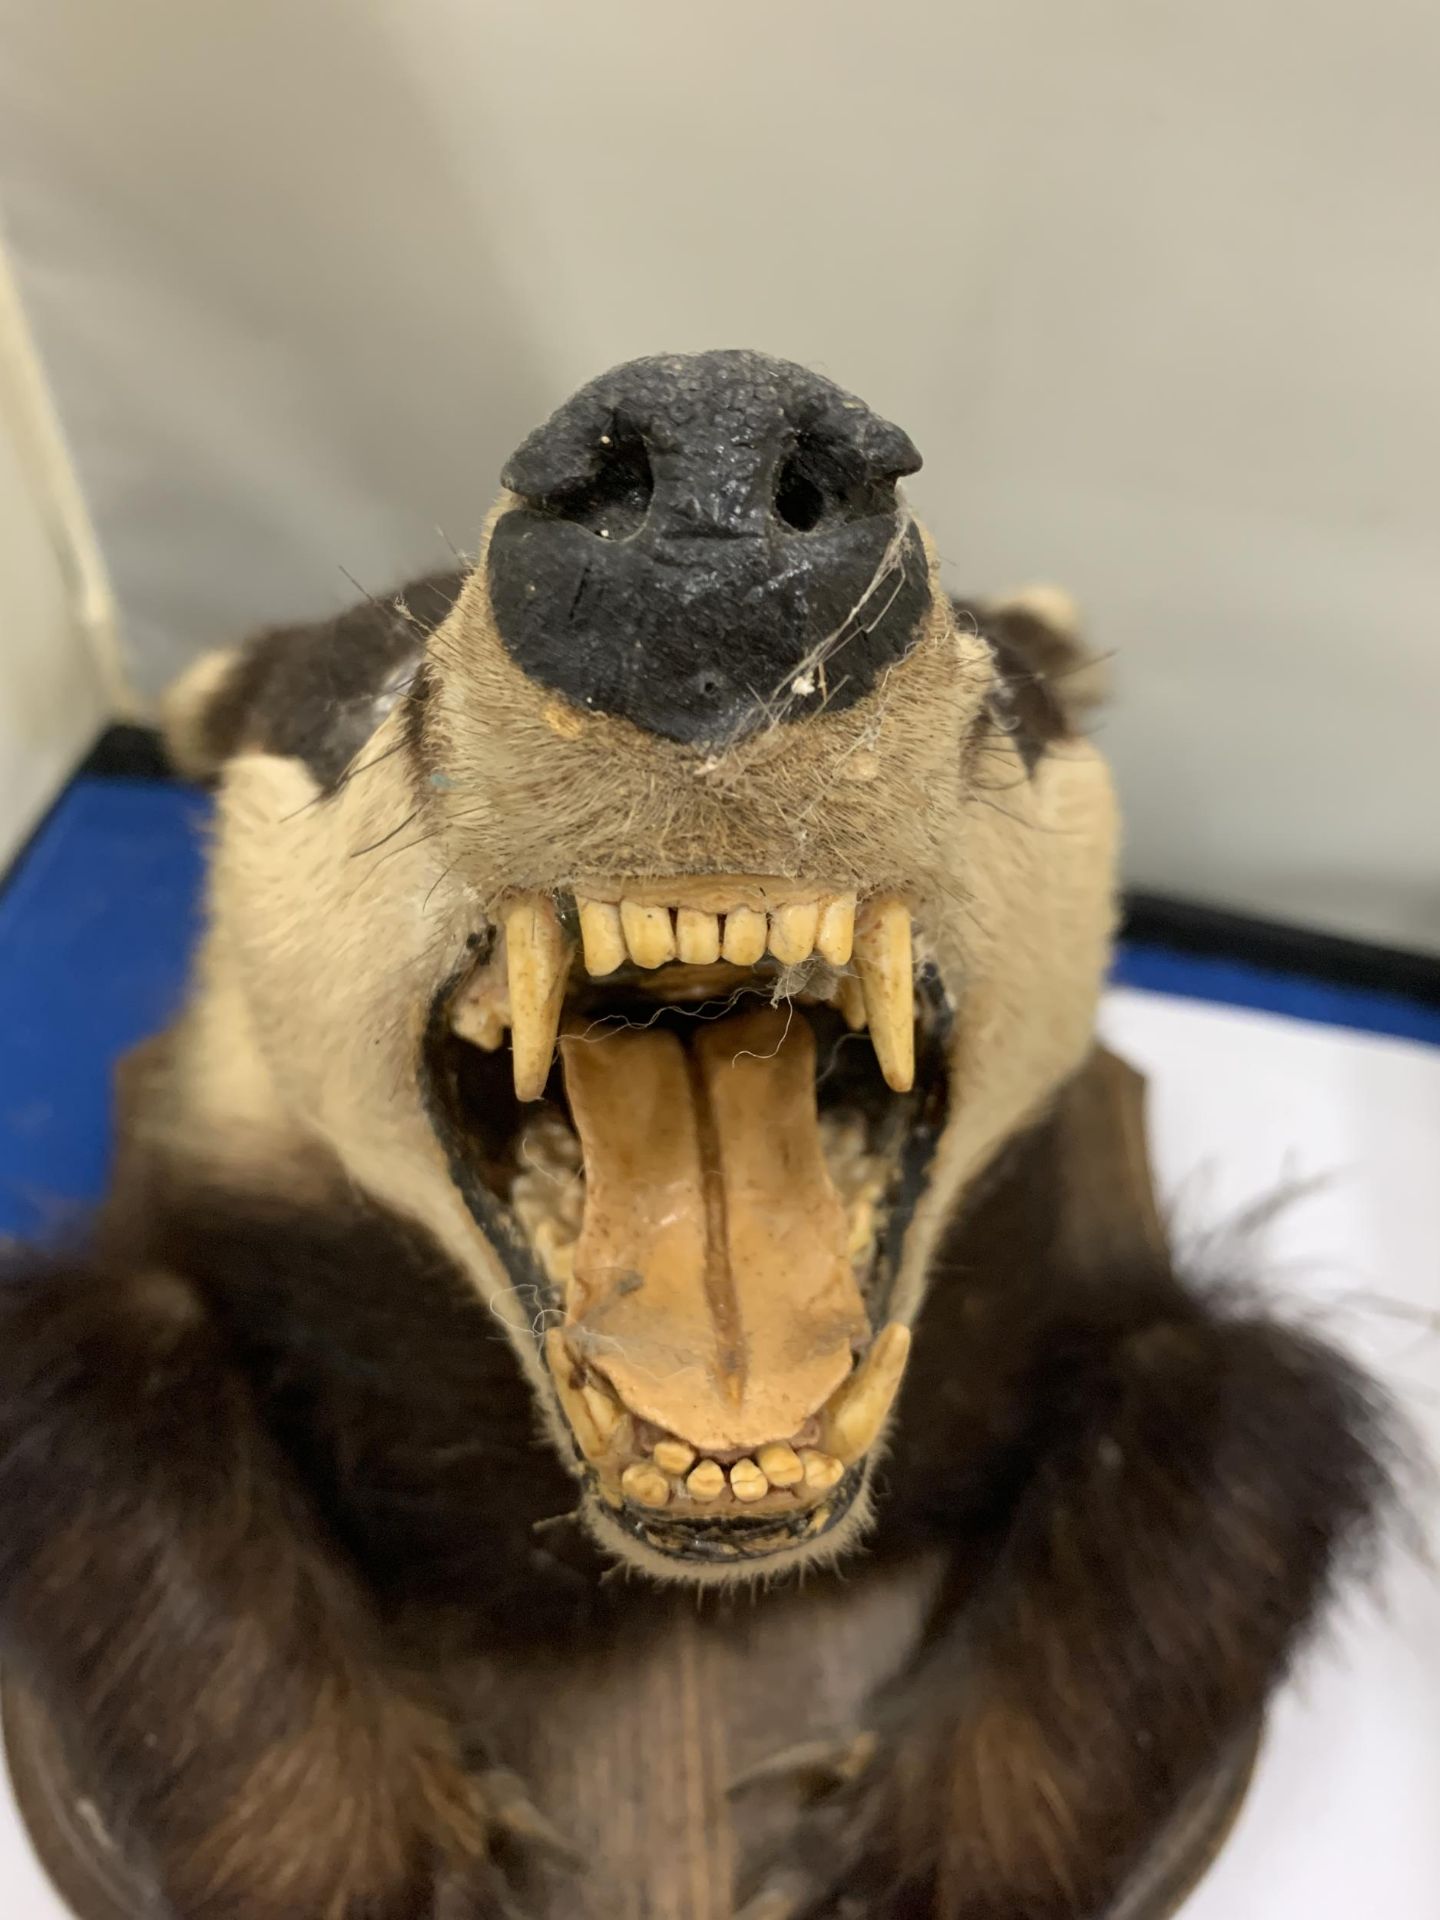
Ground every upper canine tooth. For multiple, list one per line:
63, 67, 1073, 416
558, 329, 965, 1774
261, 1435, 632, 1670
577, 899, 627, 977
620, 900, 676, 969
852, 896, 915, 1092
675, 908, 721, 965
768, 902, 820, 966
721, 906, 767, 966
816, 894, 857, 966
505, 896, 572, 1101
821, 1322, 911, 1465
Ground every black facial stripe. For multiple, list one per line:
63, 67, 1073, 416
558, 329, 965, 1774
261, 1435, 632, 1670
202, 570, 465, 791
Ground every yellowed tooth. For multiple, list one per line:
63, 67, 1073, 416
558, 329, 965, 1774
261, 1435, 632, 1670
577, 899, 627, 977
544, 1331, 611, 1463
521, 1116, 581, 1172
675, 907, 721, 965
652, 1438, 697, 1477
852, 895, 914, 1092
621, 1462, 672, 1508
452, 1000, 507, 1052
768, 902, 820, 966
721, 905, 767, 966
846, 1192, 878, 1260
620, 900, 676, 969
581, 1383, 624, 1446
821, 1322, 911, 1466
756, 1443, 804, 1489
837, 974, 868, 1031
816, 893, 857, 966
533, 1218, 575, 1286
505, 895, 572, 1101
799, 1450, 845, 1492
729, 1458, 769, 1503
685, 1459, 726, 1502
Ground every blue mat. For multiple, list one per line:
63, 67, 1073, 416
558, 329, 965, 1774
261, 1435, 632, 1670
2, 777, 1437, 1242
1, 779, 209, 1240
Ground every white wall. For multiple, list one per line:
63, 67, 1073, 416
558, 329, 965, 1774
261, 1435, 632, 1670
0, 0, 1435, 947
0, 238, 114, 867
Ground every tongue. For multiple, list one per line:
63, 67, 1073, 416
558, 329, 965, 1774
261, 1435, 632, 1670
558, 1006, 869, 1453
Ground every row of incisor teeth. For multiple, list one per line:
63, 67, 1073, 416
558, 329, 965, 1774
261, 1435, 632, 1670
620, 1444, 846, 1509
498, 891, 915, 1102
576, 893, 858, 977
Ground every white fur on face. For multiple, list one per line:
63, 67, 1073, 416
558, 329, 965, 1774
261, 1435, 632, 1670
149, 533, 1118, 1583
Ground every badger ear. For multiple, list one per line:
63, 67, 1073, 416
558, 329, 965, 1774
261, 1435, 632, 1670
160, 646, 247, 782
982, 584, 1111, 726
954, 584, 1109, 775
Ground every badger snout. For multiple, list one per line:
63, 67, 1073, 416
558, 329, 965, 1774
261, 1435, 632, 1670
486, 348, 932, 747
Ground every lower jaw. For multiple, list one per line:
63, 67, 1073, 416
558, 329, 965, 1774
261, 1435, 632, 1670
595, 1462, 867, 1567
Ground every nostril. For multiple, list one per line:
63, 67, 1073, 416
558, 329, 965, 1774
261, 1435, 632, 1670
546, 425, 654, 540
774, 455, 826, 533
690, 669, 727, 701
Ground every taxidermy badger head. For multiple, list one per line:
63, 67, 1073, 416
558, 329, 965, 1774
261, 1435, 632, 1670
166, 350, 1116, 1583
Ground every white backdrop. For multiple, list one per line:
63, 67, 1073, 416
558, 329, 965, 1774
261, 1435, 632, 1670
0, 244, 112, 867
0, 1, 1436, 948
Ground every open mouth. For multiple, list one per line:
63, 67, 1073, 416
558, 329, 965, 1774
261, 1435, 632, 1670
421, 878, 951, 1565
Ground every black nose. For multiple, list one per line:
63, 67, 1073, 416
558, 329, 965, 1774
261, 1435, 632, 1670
486, 350, 931, 746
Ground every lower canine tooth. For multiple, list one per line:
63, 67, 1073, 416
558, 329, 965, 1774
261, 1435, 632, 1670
729, 1458, 769, 1502
768, 902, 820, 966
675, 908, 721, 964
621, 1462, 672, 1508
721, 906, 767, 966
756, 1443, 804, 1488
620, 900, 676, 969
505, 896, 572, 1101
800, 1450, 844, 1492
578, 899, 627, 976
652, 1439, 696, 1476
816, 894, 857, 966
686, 1460, 726, 1502
544, 1331, 612, 1463
852, 896, 915, 1092
821, 1322, 911, 1465
581, 1383, 623, 1444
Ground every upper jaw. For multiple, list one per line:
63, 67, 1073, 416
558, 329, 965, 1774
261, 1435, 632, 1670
463, 874, 924, 1106
421, 869, 954, 1570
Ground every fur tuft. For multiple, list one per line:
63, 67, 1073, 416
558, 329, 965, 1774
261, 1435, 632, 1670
0, 1245, 492, 1918
740, 1191, 1396, 1917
